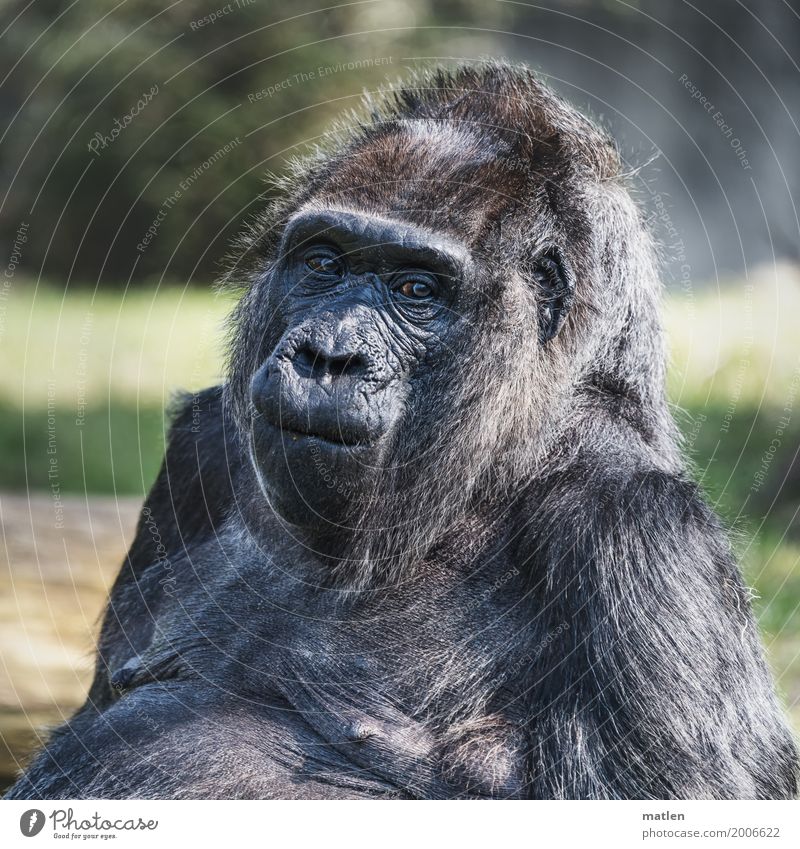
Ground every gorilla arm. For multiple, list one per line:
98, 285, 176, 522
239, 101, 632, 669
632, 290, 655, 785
88, 385, 240, 708
515, 459, 798, 799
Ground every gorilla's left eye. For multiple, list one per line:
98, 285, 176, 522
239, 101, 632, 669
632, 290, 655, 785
393, 272, 438, 301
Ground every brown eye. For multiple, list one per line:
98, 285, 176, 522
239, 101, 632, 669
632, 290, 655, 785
304, 248, 343, 278
395, 274, 437, 300
401, 280, 431, 298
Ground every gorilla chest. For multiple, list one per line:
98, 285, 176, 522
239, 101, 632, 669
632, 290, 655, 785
177, 541, 531, 798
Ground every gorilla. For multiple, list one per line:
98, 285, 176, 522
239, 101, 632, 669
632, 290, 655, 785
7, 63, 798, 799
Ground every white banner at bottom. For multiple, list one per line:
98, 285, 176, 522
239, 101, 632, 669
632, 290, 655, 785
1, 799, 798, 848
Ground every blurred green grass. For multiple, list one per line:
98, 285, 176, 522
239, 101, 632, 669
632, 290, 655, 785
0, 269, 798, 723
0, 282, 234, 497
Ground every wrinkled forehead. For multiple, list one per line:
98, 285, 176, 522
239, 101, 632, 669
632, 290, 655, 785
280, 205, 473, 280
308, 119, 548, 246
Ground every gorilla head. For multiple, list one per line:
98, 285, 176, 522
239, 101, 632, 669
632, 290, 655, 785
227, 64, 668, 582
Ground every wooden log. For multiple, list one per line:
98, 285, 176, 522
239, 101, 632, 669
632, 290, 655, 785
0, 492, 140, 791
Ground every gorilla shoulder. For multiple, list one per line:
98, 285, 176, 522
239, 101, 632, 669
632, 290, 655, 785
125, 384, 241, 574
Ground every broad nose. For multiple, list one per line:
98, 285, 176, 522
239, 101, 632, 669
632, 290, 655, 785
289, 335, 368, 382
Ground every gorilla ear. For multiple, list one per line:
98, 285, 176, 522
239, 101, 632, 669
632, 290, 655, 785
529, 248, 574, 344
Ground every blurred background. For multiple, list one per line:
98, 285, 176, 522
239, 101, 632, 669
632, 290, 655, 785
0, 0, 798, 792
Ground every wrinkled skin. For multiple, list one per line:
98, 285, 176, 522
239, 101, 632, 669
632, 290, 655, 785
6, 64, 798, 800
249, 208, 474, 533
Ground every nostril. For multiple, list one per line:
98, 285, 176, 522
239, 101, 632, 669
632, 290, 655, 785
293, 344, 322, 378
328, 352, 366, 377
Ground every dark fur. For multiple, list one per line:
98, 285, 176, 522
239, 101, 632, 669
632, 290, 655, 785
7, 63, 798, 799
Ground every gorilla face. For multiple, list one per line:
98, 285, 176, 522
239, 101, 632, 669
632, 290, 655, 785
249, 207, 472, 529
247, 204, 575, 536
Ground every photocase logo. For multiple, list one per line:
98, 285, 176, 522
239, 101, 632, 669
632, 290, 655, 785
19, 809, 45, 837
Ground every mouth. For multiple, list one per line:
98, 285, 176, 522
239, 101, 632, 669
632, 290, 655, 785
259, 418, 372, 450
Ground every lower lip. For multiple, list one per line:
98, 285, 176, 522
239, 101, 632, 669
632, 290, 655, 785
260, 420, 371, 451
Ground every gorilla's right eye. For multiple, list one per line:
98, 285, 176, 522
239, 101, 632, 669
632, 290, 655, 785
303, 246, 344, 278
